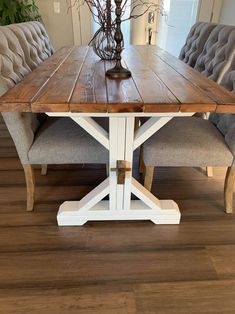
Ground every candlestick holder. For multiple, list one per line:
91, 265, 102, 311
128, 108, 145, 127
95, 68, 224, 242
106, 0, 131, 79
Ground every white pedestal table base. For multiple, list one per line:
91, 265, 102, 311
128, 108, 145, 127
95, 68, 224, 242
47, 112, 194, 226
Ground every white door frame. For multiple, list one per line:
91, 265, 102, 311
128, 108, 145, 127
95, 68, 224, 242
71, 0, 92, 45
197, 0, 223, 23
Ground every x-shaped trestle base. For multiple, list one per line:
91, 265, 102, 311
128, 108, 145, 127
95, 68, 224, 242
47, 112, 194, 226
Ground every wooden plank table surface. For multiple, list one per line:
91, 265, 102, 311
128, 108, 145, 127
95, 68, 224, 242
1, 45, 235, 114
1, 45, 235, 227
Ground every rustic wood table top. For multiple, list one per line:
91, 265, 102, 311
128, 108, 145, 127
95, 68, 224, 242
1, 45, 235, 114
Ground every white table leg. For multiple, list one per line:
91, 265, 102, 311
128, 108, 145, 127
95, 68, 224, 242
55, 115, 181, 226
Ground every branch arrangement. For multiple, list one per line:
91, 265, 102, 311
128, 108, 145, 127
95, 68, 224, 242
122, 0, 167, 22
69, 0, 167, 29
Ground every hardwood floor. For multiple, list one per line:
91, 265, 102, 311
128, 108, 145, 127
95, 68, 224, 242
0, 116, 235, 313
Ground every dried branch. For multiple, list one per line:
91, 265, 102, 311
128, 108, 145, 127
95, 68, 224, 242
69, 0, 115, 28
122, 0, 166, 22
68, 0, 168, 28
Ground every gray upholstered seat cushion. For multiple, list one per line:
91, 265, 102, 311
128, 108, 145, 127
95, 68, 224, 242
28, 118, 109, 164
143, 117, 233, 167
179, 22, 217, 68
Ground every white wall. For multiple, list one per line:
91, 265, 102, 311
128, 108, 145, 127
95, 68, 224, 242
36, 0, 74, 50
35, 0, 233, 51
197, 0, 223, 23
219, 0, 235, 25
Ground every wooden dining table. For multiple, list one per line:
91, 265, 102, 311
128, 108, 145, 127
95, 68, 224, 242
1, 45, 235, 226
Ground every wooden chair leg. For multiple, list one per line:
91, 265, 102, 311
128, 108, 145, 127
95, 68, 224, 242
139, 146, 145, 174
144, 166, 154, 191
224, 167, 235, 214
41, 164, 48, 176
134, 117, 140, 131
207, 167, 213, 177
22, 164, 35, 212
106, 164, 109, 177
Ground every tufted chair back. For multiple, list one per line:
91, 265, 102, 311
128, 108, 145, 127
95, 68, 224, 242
179, 22, 217, 68
220, 55, 235, 93
7, 21, 54, 70
209, 60, 235, 162
0, 28, 31, 88
194, 24, 235, 83
0, 22, 54, 164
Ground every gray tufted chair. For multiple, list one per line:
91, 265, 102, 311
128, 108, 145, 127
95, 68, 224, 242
180, 23, 235, 178
7, 21, 54, 70
220, 54, 235, 92
0, 22, 108, 212
194, 24, 235, 83
179, 22, 217, 68
142, 65, 235, 214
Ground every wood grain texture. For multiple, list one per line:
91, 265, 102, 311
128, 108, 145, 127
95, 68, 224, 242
0, 249, 217, 288
134, 280, 235, 314
0, 46, 235, 113
224, 167, 235, 214
144, 166, 154, 191
22, 164, 35, 212
131, 46, 216, 111
207, 245, 235, 280
41, 164, 48, 176
152, 46, 235, 106
71, 49, 107, 112
122, 47, 179, 113
0, 120, 235, 313
105, 60, 143, 113
0, 47, 73, 111
32, 46, 89, 112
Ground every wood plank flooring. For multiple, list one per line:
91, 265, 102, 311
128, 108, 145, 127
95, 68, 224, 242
0, 116, 235, 313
